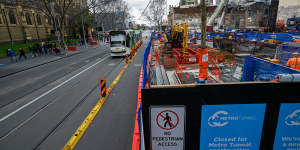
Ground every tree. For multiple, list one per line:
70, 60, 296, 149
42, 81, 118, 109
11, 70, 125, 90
20, 0, 81, 43
93, 0, 130, 31
143, 0, 167, 31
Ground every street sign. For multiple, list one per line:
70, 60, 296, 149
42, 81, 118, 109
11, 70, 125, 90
200, 104, 266, 150
150, 106, 185, 150
273, 103, 300, 150
233, 66, 243, 80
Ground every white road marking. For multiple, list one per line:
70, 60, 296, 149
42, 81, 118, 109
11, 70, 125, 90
0, 54, 110, 122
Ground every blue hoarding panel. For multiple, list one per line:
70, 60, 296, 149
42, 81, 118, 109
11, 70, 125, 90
273, 103, 300, 150
200, 104, 266, 150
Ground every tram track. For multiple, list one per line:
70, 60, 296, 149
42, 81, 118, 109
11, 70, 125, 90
0, 51, 107, 109
0, 55, 124, 149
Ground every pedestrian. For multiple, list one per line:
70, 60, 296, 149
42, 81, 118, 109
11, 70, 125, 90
18, 48, 27, 61
41, 41, 45, 54
43, 42, 48, 55
7, 49, 15, 63
54, 45, 60, 55
48, 42, 53, 54
36, 43, 43, 55
32, 46, 38, 57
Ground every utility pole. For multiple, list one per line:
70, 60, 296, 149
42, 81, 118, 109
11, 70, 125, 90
50, 0, 60, 42
79, 0, 87, 47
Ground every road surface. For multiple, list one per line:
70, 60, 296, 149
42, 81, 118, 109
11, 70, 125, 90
0, 41, 145, 150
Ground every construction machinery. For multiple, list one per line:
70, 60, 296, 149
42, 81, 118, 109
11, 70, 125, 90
171, 23, 189, 56
207, 0, 229, 32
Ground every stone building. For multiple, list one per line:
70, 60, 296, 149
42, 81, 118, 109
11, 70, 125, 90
224, 2, 275, 29
179, 0, 198, 7
168, 6, 217, 32
277, 0, 300, 24
168, 1, 274, 31
0, 0, 87, 45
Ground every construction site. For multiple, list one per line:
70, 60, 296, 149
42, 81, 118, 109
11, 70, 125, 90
133, 0, 300, 150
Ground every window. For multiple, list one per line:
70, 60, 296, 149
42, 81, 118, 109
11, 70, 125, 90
8, 10, 16, 24
47, 16, 52, 25
0, 15, 3, 24
25, 13, 32, 25
36, 14, 42, 25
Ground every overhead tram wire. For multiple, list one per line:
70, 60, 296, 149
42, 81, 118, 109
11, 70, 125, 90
138, 0, 152, 21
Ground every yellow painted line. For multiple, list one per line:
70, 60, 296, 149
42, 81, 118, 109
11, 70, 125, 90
62, 41, 143, 150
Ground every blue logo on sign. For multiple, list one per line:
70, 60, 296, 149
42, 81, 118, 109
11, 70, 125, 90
273, 103, 300, 150
208, 111, 229, 127
285, 109, 300, 126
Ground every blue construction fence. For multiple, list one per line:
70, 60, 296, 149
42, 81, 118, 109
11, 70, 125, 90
194, 32, 299, 42
137, 32, 154, 149
153, 31, 299, 42
276, 43, 300, 65
241, 57, 300, 82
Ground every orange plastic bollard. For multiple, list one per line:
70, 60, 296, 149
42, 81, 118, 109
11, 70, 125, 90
130, 50, 133, 59
126, 54, 129, 64
100, 78, 106, 97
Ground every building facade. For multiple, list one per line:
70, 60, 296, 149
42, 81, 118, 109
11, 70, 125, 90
277, 0, 300, 24
168, 6, 217, 32
0, 0, 87, 45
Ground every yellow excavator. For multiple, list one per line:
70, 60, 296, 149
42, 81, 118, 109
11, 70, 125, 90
171, 23, 188, 56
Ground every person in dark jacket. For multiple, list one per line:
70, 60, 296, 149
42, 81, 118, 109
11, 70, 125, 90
43, 42, 48, 55
18, 48, 27, 61
36, 43, 43, 55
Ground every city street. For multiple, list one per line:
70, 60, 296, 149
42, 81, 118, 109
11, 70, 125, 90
0, 42, 145, 149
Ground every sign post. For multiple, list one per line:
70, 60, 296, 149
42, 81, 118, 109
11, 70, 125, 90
150, 106, 185, 150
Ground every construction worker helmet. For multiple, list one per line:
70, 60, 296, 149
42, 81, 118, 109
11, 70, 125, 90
292, 52, 299, 56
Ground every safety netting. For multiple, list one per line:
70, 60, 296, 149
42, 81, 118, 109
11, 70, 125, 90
241, 57, 300, 82
276, 43, 300, 65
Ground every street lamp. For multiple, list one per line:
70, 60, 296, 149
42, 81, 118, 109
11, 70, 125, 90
50, 0, 60, 42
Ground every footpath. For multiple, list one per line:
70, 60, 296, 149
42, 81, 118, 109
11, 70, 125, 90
0, 44, 105, 78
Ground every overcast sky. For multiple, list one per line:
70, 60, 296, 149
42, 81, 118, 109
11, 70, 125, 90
124, 0, 180, 24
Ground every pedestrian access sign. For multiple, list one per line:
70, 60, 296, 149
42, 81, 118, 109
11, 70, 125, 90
150, 106, 185, 150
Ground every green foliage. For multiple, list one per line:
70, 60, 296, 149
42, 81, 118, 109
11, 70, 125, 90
0, 43, 37, 58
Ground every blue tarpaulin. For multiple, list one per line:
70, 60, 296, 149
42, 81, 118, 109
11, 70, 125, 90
242, 57, 300, 82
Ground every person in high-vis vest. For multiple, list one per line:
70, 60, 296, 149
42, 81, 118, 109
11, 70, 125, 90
286, 52, 300, 71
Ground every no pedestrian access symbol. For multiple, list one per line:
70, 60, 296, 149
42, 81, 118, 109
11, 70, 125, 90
156, 110, 179, 130
150, 106, 185, 150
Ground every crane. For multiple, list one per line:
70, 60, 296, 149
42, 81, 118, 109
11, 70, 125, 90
207, 0, 229, 32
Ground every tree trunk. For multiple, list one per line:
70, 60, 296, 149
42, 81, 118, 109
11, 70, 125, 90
200, 0, 207, 48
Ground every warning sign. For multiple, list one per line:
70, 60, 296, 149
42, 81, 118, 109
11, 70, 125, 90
150, 106, 185, 150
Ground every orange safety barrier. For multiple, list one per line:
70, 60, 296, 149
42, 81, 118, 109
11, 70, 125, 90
131, 67, 143, 150
68, 46, 77, 51
89, 41, 98, 45
174, 58, 184, 82
162, 54, 175, 67
209, 58, 222, 81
